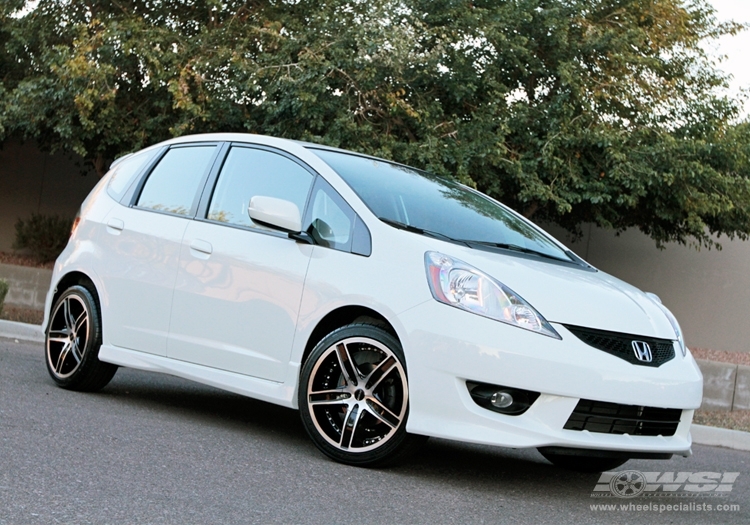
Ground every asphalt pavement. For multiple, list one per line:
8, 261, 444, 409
1, 337, 748, 525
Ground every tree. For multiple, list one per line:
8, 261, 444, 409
0, 0, 26, 138
1, 0, 748, 247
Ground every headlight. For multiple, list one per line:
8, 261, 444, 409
425, 251, 561, 339
646, 292, 687, 357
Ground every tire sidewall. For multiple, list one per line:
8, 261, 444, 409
298, 323, 412, 467
45, 285, 104, 388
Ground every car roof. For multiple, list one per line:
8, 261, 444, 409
152, 132, 417, 172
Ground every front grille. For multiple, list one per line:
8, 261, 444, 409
564, 399, 682, 436
564, 325, 675, 367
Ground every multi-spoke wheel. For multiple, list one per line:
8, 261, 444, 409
45, 285, 117, 391
299, 323, 425, 467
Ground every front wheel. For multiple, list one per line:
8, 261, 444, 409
299, 323, 425, 467
45, 284, 117, 392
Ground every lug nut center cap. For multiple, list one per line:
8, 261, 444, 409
354, 389, 365, 401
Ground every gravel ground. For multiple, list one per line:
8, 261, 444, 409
691, 348, 750, 367
694, 410, 750, 433
0, 305, 43, 324
0, 251, 53, 269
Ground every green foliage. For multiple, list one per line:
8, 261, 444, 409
0, 278, 8, 317
1, 0, 749, 247
13, 213, 72, 263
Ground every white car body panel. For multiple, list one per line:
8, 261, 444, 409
433, 244, 676, 338
399, 301, 701, 444
98, 343, 294, 405
43, 133, 702, 459
99, 205, 189, 356
168, 220, 313, 382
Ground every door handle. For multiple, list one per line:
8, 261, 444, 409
190, 239, 213, 257
107, 218, 124, 234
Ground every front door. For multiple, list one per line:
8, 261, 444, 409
167, 145, 315, 381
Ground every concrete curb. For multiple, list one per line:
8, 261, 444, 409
0, 319, 44, 343
2, 321, 749, 452
692, 424, 750, 452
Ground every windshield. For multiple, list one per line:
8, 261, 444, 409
312, 149, 574, 263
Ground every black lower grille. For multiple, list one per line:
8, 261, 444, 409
564, 325, 675, 367
564, 399, 682, 436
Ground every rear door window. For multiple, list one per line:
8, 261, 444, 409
137, 145, 217, 216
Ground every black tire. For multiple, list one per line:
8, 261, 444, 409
538, 449, 629, 472
45, 284, 117, 392
299, 323, 426, 467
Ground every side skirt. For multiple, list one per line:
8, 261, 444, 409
98, 344, 297, 408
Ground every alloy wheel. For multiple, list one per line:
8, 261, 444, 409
46, 294, 90, 379
306, 336, 408, 453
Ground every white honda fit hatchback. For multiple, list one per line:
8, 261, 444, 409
43, 133, 702, 471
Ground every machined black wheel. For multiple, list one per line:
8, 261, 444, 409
45, 285, 117, 391
299, 323, 424, 467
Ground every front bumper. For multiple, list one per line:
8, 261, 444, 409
399, 301, 703, 456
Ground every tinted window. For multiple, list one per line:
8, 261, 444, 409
207, 147, 313, 229
305, 177, 354, 251
313, 149, 572, 262
137, 146, 216, 216
107, 149, 157, 202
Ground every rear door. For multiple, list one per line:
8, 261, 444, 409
100, 143, 220, 355
167, 144, 315, 381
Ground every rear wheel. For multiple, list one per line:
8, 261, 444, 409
45, 285, 117, 392
299, 323, 425, 467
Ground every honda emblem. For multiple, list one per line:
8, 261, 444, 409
632, 341, 653, 363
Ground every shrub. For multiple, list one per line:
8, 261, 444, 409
13, 213, 73, 263
0, 279, 8, 317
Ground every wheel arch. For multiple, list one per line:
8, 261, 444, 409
45, 271, 101, 333
300, 305, 399, 369
50, 271, 98, 307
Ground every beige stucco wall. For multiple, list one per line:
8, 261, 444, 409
546, 224, 750, 354
0, 140, 97, 253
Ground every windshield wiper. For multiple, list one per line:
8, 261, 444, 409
459, 240, 571, 262
379, 217, 575, 264
378, 218, 471, 246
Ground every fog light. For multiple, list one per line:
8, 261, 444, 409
466, 381, 540, 416
491, 391, 513, 409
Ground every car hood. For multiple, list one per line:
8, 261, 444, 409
444, 246, 676, 339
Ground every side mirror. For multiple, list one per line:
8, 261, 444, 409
248, 196, 302, 233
